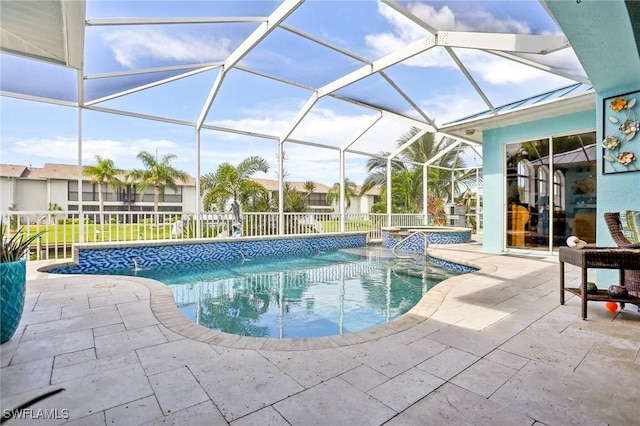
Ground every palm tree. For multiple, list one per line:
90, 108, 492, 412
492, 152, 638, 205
239, 188, 273, 213
200, 156, 270, 211
85, 155, 123, 226
361, 128, 480, 213
283, 182, 307, 212
303, 181, 316, 210
128, 151, 189, 221
326, 178, 358, 210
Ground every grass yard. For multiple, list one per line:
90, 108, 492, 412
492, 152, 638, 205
14, 217, 383, 248
21, 222, 178, 245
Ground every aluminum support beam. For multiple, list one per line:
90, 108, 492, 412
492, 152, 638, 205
86, 106, 194, 127
445, 47, 497, 115
423, 163, 428, 225
86, 17, 266, 26
488, 50, 590, 84
77, 105, 84, 243
424, 140, 463, 167
196, 68, 226, 130
339, 149, 346, 233
278, 142, 284, 235
438, 31, 569, 54
386, 158, 392, 227
195, 129, 202, 238
85, 63, 223, 80
476, 167, 481, 234
389, 128, 428, 158
341, 114, 382, 152
86, 66, 216, 106
279, 93, 319, 145
318, 35, 437, 97
197, 0, 303, 130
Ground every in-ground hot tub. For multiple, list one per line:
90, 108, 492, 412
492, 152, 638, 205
382, 226, 473, 251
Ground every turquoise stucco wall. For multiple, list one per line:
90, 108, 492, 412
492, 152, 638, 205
596, 85, 640, 285
483, 84, 640, 256
482, 109, 596, 253
596, 85, 640, 246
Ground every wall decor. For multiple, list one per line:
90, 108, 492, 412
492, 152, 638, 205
602, 90, 639, 174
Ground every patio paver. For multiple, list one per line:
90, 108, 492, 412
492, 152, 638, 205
1, 238, 639, 425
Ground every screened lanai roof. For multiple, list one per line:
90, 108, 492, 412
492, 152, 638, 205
1, 0, 597, 167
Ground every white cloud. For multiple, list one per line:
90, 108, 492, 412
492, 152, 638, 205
198, 103, 394, 184
104, 28, 233, 68
207, 105, 379, 150
290, 107, 377, 146
455, 49, 551, 85
368, 1, 579, 84
421, 91, 490, 125
400, 2, 531, 33
11, 136, 185, 170
400, 3, 465, 32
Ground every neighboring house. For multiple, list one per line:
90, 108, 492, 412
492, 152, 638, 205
252, 178, 332, 212
251, 178, 381, 215
0, 164, 380, 215
0, 163, 197, 213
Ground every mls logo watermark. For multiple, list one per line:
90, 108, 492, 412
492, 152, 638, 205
2, 408, 69, 422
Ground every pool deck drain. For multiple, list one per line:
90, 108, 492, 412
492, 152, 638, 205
2, 238, 639, 425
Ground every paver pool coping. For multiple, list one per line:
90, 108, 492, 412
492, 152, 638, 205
39, 246, 494, 350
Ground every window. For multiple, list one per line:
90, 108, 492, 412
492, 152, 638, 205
537, 166, 549, 199
553, 170, 565, 210
517, 159, 533, 205
505, 131, 596, 251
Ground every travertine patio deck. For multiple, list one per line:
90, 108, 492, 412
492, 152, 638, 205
2, 238, 639, 425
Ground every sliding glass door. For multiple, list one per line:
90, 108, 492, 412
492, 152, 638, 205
505, 132, 596, 252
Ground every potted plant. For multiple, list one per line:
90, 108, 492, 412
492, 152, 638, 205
1, 221, 45, 343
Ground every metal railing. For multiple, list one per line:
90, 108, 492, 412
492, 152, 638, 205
392, 230, 429, 260
1, 210, 481, 261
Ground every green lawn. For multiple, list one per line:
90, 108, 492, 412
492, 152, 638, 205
18, 218, 380, 246
318, 219, 378, 233
22, 223, 177, 244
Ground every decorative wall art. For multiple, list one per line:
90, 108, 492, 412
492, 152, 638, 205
602, 90, 639, 174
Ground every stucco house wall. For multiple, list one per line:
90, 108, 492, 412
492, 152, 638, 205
482, 109, 596, 253
15, 180, 47, 211
595, 84, 640, 284
595, 84, 640, 245
483, 83, 640, 257
49, 179, 70, 210
0, 178, 16, 210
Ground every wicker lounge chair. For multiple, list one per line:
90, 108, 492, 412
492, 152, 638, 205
604, 212, 640, 301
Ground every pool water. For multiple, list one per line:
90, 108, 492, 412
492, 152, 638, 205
116, 247, 460, 339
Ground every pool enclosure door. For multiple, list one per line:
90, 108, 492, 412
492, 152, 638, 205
504, 131, 597, 253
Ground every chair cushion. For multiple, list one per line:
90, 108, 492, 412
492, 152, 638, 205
625, 210, 640, 243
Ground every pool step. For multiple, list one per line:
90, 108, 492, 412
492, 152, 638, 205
393, 265, 449, 280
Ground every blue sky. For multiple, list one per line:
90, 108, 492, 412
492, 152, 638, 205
0, 1, 585, 186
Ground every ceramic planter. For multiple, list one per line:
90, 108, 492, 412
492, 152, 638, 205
1, 259, 26, 343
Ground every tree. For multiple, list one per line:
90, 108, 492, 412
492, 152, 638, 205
85, 155, 123, 226
200, 156, 270, 212
303, 181, 316, 210
361, 128, 480, 213
128, 151, 189, 220
240, 188, 273, 213
46, 202, 63, 225
326, 178, 358, 210
283, 182, 307, 212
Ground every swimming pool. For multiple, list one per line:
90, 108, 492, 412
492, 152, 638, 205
48, 247, 469, 339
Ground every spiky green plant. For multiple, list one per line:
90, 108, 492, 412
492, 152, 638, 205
0, 221, 47, 262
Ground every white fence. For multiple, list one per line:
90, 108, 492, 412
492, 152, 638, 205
1, 210, 480, 261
